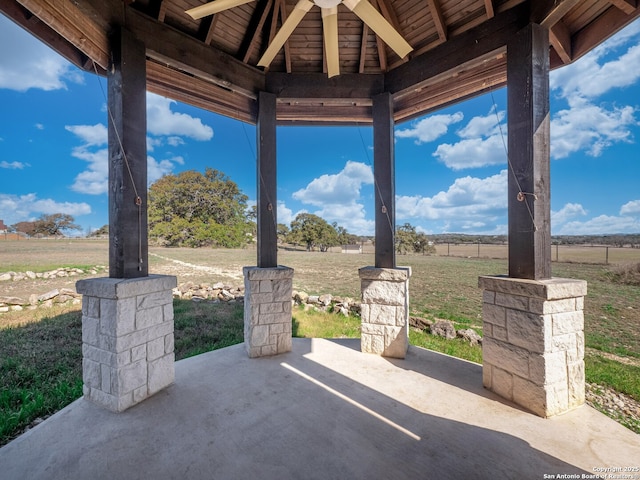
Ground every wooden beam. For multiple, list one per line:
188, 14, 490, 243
385, 2, 528, 95
257, 92, 278, 268
123, 6, 264, 99
427, 0, 447, 41
108, 27, 148, 278
372, 92, 395, 269
507, 23, 551, 280
266, 72, 384, 99
359, 22, 369, 73
550, 20, 571, 64
485, 0, 495, 18
530, 0, 582, 28
0, 1, 99, 73
15, 0, 109, 68
609, 0, 637, 15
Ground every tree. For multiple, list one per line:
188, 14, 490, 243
148, 168, 251, 248
89, 225, 109, 237
18, 214, 81, 237
289, 213, 340, 252
396, 223, 436, 255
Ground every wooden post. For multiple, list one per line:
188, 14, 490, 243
507, 23, 551, 280
257, 91, 278, 268
372, 92, 395, 269
108, 28, 148, 278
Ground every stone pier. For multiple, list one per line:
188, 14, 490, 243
243, 266, 293, 358
359, 266, 411, 359
479, 275, 587, 417
76, 275, 177, 412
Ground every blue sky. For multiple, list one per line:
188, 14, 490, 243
1, 14, 639, 237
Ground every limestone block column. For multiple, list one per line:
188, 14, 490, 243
359, 266, 411, 358
479, 276, 587, 417
76, 275, 177, 412
243, 266, 293, 358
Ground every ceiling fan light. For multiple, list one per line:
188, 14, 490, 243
314, 0, 342, 8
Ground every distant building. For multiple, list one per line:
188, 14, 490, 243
341, 244, 362, 254
0, 219, 7, 233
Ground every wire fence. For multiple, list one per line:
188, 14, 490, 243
433, 243, 640, 265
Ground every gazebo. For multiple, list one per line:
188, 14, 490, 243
2, 0, 639, 418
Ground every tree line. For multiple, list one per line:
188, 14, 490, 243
7, 169, 436, 253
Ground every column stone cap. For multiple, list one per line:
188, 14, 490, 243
478, 275, 587, 299
76, 274, 177, 299
243, 265, 294, 280
359, 266, 412, 281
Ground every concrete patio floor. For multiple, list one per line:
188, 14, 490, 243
1, 338, 639, 480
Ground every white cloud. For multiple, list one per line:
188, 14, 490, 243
0, 193, 91, 226
147, 93, 213, 141
457, 109, 504, 138
65, 124, 108, 146
0, 161, 28, 169
551, 203, 587, 226
277, 201, 304, 226
396, 170, 507, 232
620, 200, 640, 216
550, 97, 637, 159
554, 214, 640, 235
0, 16, 82, 91
550, 22, 640, 99
292, 161, 374, 235
433, 134, 506, 170
293, 161, 373, 206
395, 112, 464, 144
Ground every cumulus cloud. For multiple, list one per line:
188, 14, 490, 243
147, 93, 213, 141
292, 161, 374, 235
0, 193, 91, 226
551, 203, 587, 226
550, 24, 640, 99
550, 97, 637, 159
432, 109, 507, 170
0, 16, 82, 91
395, 112, 464, 144
620, 200, 640, 216
396, 170, 508, 232
66, 96, 213, 194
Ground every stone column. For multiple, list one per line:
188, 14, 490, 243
243, 266, 293, 358
479, 276, 587, 417
359, 266, 411, 359
76, 275, 177, 412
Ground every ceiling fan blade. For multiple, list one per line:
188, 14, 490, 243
186, 0, 255, 19
322, 7, 340, 78
343, 0, 412, 59
258, 0, 314, 67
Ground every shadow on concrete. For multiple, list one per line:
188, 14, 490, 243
3, 338, 626, 479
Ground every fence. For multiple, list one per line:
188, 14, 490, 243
434, 243, 639, 265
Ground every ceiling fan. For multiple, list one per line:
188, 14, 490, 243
186, 0, 413, 77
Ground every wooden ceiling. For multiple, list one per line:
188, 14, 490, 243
2, 0, 639, 124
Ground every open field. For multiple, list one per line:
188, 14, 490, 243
1, 239, 639, 442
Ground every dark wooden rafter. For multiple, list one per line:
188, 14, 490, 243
373, 0, 408, 67
202, 15, 218, 45
156, 0, 168, 21
507, 23, 551, 280
108, 27, 149, 278
241, 0, 275, 63
427, 0, 447, 41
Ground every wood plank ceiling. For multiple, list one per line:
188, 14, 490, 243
2, 0, 639, 124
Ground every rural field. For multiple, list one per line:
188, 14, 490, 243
1, 238, 639, 443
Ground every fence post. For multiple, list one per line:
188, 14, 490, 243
605, 246, 609, 265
